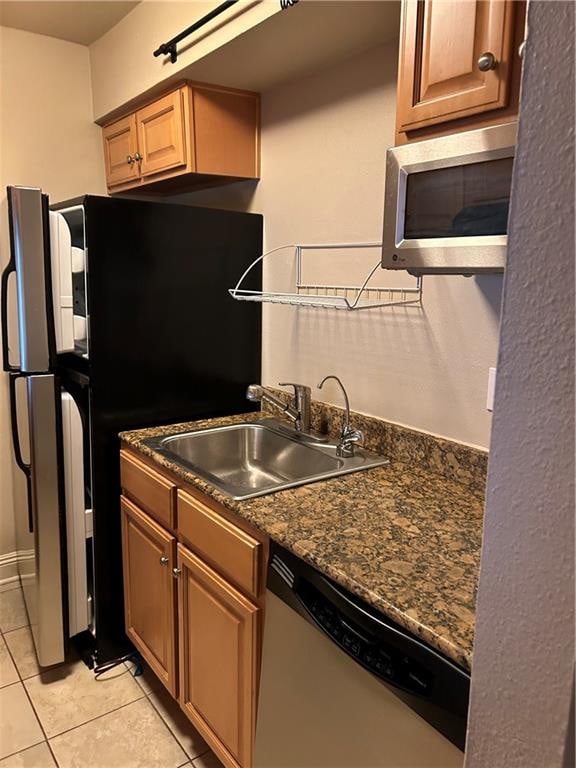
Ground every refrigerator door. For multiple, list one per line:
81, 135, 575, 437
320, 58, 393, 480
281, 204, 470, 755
2, 186, 53, 373
12, 374, 66, 666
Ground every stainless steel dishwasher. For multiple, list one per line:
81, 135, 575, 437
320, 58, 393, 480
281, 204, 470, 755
255, 543, 469, 768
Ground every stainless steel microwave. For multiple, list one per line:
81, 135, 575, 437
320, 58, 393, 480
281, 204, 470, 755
382, 123, 517, 275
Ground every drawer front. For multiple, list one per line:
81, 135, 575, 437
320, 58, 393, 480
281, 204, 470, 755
177, 490, 260, 598
120, 449, 175, 531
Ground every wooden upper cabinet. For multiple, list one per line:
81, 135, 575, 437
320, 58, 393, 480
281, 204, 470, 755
102, 114, 140, 187
101, 82, 260, 193
136, 89, 188, 178
121, 495, 178, 696
396, 0, 523, 138
178, 544, 259, 768
193, 86, 259, 178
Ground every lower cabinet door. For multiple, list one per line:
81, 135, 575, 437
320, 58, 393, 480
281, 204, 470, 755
177, 544, 259, 768
121, 495, 177, 695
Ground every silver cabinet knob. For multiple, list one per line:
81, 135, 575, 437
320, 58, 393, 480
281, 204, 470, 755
172, 567, 181, 577
478, 52, 497, 71
126, 154, 134, 165
160, 556, 169, 565
134, 152, 143, 162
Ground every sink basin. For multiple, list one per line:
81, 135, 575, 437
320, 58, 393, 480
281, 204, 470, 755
144, 420, 389, 500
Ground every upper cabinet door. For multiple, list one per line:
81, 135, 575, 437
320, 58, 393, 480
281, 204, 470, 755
102, 114, 140, 186
135, 89, 188, 178
396, 0, 518, 133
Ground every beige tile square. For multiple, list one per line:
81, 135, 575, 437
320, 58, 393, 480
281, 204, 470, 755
24, 659, 143, 737
124, 658, 163, 695
50, 698, 188, 768
149, 686, 209, 759
192, 751, 224, 768
3, 628, 40, 681
0, 589, 28, 633
0, 636, 19, 688
0, 742, 56, 767
0, 682, 44, 759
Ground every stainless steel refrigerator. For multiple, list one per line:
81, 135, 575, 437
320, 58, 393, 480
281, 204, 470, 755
2, 186, 262, 667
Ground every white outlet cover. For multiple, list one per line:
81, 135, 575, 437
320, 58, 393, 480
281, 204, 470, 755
486, 367, 497, 412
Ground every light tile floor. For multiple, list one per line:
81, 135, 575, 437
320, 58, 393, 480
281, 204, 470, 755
0, 585, 223, 768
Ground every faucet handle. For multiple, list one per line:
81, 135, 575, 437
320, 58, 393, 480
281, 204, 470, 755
278, 382, 311, 397
337, 428, 364, 458
343, 428, 364, 445
246, 384, 263, 402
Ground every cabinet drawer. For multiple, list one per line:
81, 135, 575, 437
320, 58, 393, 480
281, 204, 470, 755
120, 449, 176, 531
177, 490, 260, 598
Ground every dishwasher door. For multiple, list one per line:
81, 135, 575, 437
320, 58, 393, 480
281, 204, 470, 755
255, 546, 467, 768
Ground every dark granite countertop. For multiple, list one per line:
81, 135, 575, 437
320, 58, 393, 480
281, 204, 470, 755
120, 412, 486, 671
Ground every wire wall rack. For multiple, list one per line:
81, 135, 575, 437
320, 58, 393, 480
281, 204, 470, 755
228, 243, 423, 311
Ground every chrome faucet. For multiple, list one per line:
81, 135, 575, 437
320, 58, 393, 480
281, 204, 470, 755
317, 375, 364, 458
246, 382, 311, 433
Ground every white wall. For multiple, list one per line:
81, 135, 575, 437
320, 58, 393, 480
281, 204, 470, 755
0, 26, 106, 578
89, 0, 282, 120
174, 41, 502, 449
465, 2, 575, 765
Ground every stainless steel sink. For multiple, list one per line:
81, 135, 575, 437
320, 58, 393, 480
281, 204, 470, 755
144, 419, 389, 500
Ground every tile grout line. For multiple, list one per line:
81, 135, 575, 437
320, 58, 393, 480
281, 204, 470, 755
6, 640, 61, 768
44, 688, 148, 742
2, 604, 205, 766
0, 736, 46, 765
0, 635, 18, 690
1, 606, 60, 766
2, 625, 36, 684
146, 690, 212, 762
3, 632, 145, 765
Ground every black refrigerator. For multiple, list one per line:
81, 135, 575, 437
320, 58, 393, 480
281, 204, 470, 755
1, 187, 262, 666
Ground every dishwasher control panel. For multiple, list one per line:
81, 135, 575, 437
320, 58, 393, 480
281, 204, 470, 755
305, 584, 432, 697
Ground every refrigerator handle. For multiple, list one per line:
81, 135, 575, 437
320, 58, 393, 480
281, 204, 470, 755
1, 254, 19, 372
8, 373, 33, 532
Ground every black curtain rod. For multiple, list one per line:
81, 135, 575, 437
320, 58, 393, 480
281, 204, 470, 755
153, 0, 299, 64
153, 1, 240, 63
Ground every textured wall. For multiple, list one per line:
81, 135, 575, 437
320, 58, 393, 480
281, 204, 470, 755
465, 2, 575, 765
0, 27, 106, 579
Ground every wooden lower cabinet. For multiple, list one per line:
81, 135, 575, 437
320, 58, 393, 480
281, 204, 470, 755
177, 544, 259, 768
120, 453, 264, 768
121, 495, 178, 696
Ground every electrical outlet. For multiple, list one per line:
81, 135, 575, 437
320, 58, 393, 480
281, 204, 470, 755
486, 367, 497, 412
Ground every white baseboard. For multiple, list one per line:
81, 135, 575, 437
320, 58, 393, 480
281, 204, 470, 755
0, 550, 32, 591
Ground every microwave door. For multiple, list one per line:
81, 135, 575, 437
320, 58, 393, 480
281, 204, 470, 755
3, 186, 54, 373
11, 373, 66, 667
